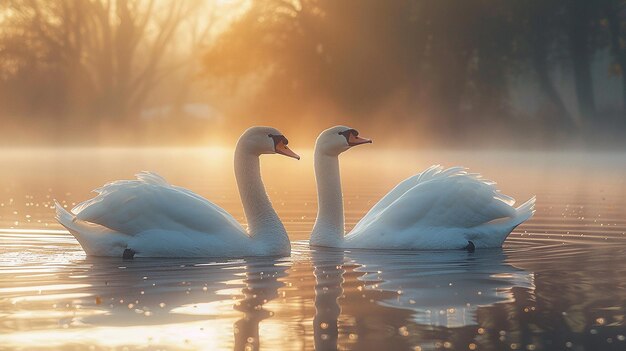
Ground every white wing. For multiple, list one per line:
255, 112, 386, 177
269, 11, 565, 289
353, 166, 472, 232
72, 171, 247, 237
351, 167, 516, 234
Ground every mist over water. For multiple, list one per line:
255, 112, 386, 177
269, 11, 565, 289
1, 1, 626, 148
0, 148, 625, 350
2, 1, 626, 349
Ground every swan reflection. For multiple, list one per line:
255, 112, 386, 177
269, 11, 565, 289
311, 247, 533, 335
232, 259, 288, 351
312, 248, 345, 350
350, 249, 533, 327
0, 256, 288, 350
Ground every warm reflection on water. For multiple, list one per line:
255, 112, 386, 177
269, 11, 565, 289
0, 148, 625, 350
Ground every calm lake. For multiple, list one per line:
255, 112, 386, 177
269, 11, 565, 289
0, 148, 625, 351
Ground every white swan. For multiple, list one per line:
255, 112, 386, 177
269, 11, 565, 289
55, 126, 300, 258
310, 126, 536, 250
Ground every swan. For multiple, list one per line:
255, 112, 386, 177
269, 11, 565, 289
310, 126, 536, 250
54, 126, 300, 258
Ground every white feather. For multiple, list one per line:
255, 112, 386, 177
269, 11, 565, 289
310, 126, 536, 250
55, 127, 293, 258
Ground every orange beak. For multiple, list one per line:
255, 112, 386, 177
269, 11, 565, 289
275, 140, 300, 160
348, 133, 372, 146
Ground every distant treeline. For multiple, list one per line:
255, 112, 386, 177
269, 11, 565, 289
205, 0, 626, 145
1, 0, 626, 146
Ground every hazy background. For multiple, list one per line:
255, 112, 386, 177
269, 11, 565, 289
1, 0, 625, 149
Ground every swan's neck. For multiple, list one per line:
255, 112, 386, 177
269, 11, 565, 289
234, 146, 289, 252
311, 149, 345, 246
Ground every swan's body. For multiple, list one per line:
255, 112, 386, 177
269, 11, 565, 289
55, 127, 299, 258
310, 126, 536, 250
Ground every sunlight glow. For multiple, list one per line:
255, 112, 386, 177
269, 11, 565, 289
0, 320, 234, 350
0, 283, 90, 294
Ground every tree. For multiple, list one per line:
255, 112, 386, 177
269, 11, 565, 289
0, 0, 202, 122
521, 0, 576, 130
566, 0, 600, 121
605, 0, 626, 115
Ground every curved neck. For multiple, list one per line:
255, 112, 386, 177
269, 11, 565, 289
234, 144, 289, 252
311, 148, 345, 246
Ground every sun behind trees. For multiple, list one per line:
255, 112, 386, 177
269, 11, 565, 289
204, 0, 626, 147
0, 0, 625, 147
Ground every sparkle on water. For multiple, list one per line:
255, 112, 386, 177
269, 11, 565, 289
0, 148, 625, 350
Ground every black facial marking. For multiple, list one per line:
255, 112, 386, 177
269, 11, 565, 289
338, 129, 359, 144
268, 134, 288, 147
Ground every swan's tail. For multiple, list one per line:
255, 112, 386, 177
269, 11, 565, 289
54, 200, 79, 232
54, 200, 128, 256
467, 196, 536, 248
511, 196, 536, 228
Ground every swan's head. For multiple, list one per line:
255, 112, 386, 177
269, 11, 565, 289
315, 125, 372, 156
238, 126, 300, 160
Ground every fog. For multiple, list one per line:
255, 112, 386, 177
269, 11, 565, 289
1, 0, 625, 149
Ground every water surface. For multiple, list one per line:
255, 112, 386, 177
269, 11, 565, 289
0, 148, 625, 350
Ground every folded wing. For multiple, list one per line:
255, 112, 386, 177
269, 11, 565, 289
72, 172, 246, 236
352, 167, 516, 233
